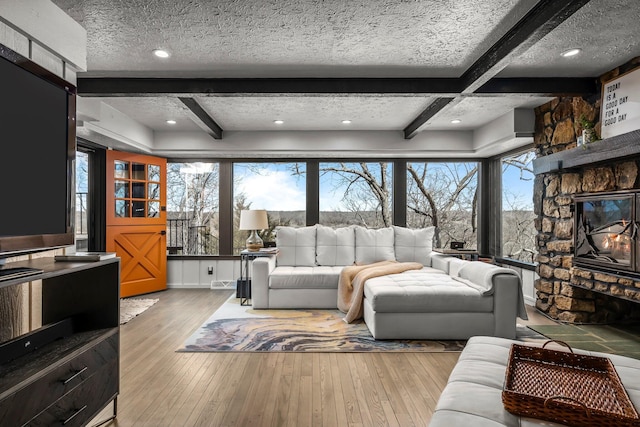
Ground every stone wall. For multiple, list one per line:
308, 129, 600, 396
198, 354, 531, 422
534, 57, 640, 324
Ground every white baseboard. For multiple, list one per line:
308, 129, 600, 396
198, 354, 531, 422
167, 283, 213, 289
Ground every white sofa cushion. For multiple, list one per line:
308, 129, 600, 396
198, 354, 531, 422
354, 226, 395, 264
393, 226, 435, 265
363, 269, 493, 313
430, 251, 454, 272
275, 225, 317, 266
316, 225, 355, 266
269, 266, 343, 289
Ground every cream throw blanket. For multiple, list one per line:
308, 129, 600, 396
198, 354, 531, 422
338, 260, 424, 323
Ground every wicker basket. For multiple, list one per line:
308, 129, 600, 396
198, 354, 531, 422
502, 340, 640, 427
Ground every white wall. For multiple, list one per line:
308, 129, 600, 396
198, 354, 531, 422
77, 98, 155, 152
168, 259, 242, 289
473, 108, 535, 156
0, 0, 86, 80
152, 129, 476, 159
78, 99, 535, 159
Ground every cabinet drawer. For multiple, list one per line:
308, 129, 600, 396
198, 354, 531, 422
28, 360, 118, 427
0, 333, 118, 427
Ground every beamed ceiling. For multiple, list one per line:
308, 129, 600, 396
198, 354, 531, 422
52, 0, 640, 147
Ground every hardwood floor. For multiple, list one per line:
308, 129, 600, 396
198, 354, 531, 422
101, 289, 460, 426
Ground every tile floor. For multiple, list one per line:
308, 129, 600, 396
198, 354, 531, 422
523, 305, 640, 359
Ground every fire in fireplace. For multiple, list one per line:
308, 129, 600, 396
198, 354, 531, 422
574, 191, 639, 275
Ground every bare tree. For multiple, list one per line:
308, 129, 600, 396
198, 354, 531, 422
407, 162, 478, 248
501, 151, 536, 261
503, 151, 535, 179
233, 193, 251, 253
502, 190, 536, 262
166, 163, 219, 254
319, 162, 392, 227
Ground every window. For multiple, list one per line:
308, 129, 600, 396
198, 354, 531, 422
161, 157, 529, 258
406, 162, 478, 248
501, 150, 536, 262
112, 161, 162, 218
166, 162, 219, 255
319, 162, 393, 228
233, 162, 306, 254
75, 150, 89, 251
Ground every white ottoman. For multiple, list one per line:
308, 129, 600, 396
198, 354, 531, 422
429, 336, 640, 426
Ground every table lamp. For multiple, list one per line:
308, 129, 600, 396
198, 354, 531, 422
239, 209, 269, 251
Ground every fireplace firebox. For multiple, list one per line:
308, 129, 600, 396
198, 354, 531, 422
574, 191, 640, 276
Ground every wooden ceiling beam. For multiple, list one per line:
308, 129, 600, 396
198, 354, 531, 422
78, 77, 462, 96
403, 97, 457, 140
475, 77, 598, 96
402, 0, 593, 139
178, 97, 223, 140
460, 0, 593, 93
77, 76, 597, 98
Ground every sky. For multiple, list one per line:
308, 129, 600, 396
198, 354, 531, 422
87, 158, 534, 213
235, 163, 307, 211
502, 158, 535, 210
88, 157, 534, 217
172, 159, 534, 213
234, 162, 381, 211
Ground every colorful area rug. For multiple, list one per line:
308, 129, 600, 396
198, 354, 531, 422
529, 323, 640, 359
120, 298, 159, 325
178, 297, 467, 353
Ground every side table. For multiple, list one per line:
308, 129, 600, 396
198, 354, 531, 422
433, 248, 479, 261
238, 250, 278, 306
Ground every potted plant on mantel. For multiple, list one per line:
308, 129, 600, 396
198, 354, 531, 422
578, 114, 600, 148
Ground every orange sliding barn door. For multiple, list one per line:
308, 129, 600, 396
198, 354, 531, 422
106, 150, 167, 298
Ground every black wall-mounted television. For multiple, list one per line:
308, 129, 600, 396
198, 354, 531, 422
0, 43, 76, 258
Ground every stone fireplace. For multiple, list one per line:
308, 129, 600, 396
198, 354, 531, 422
534, 158, 640, 323
532, 57, 640, 324
574, 191, 638, 275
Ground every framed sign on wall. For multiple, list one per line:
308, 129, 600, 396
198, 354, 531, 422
601, 68, 640, 139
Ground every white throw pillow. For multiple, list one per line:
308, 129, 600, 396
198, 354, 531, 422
354, 226, 395, 264
316, 225, 355, 266
393, 226, 435, 265
275, 226, 317, 266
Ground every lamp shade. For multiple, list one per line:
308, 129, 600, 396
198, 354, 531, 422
239, 210, 268, 230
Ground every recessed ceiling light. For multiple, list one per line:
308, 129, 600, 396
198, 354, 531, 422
451, 119, 462, 124
153, 49, 170, 58
561, 48, 581, 58
342, 120, 352, 124
274, 120, 284, 125
166, 120, 176, 125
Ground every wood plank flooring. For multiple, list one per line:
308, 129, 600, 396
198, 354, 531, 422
101, 289, 461, 427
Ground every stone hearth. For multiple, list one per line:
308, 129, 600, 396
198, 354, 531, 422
533, 57, 640, 324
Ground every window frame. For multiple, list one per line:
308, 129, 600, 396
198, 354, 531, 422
165, 155, 527, 260
484, 144, 537, 270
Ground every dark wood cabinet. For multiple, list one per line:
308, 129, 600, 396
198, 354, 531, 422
0, 258, 120, 427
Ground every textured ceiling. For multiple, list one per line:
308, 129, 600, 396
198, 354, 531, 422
101, 96, 441, 131
51, 0, 640, 138
499, 0, 640, 77
53, 0, 537, 77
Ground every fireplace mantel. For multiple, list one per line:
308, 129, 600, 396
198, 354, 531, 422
533, 129, 640, 174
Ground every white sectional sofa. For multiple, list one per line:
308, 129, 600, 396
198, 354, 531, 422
251, 224, 527, 340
